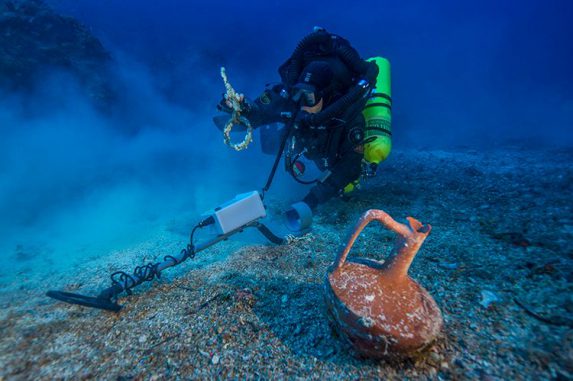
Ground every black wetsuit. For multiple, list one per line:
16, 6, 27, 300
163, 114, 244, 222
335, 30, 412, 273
217, 30, 378, 210
243, 85, 365, 210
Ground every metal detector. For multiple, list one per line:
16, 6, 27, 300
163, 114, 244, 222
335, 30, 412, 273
46, 191, 309, 312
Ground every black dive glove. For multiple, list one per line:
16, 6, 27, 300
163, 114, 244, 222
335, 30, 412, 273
216, 94, 253, 115
217, 95, 233, 114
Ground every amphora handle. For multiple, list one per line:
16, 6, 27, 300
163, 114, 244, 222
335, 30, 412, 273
333, 209, 431, 278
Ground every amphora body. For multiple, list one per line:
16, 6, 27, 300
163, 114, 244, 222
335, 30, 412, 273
324, 209, 443, 358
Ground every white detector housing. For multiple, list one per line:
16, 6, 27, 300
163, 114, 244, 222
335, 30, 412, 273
207, 191, 266, 234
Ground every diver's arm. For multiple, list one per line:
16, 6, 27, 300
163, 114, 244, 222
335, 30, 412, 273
213, 84, 294, 131
242, 84, 294, 127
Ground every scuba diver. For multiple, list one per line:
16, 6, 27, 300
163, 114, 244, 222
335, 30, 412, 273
214, 27, 392, 229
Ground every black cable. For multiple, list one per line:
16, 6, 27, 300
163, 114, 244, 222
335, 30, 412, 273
261, 119, 295, 199
285, 150, 319, 185
47, 215, 294, 311
108, 217, 214, 297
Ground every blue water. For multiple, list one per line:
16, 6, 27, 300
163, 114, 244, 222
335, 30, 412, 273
47, 0, 573, 146
1, 0, 572, 282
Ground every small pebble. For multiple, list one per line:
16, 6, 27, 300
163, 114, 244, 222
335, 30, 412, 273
293, 324, 302, 336
199, 350, 210, 358
480, 290, 500, 308
212, 354, 220, 365
564, 296, 573, 313
428, 351, 442, 365
480, 373, 496, 381
439, 262, 458, 270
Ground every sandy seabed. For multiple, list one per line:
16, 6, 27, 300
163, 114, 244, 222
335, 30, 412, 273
1, 147, 572, 380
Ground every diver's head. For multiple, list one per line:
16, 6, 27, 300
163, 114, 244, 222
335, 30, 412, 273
292, 61, 333, 113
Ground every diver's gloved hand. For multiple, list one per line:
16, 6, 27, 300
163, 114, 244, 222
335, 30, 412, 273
239, 96, 253, 115
217, 94, 233, 114
217, 93, 253, 115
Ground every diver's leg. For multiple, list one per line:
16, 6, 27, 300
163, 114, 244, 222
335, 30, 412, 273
302, 149, 362, 210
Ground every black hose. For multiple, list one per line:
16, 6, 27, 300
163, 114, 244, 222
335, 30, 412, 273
284, 30, 331, 86
333, 44, 379, 82
254, 222, 286, 245
306, 81, 368, 126
261, 119, 295, 198
306, 57, 378, 127
335, 44, 368, 76
285, 150, 319, 185
288, 32, 376, 84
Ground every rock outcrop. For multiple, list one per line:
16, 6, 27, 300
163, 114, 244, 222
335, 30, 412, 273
0, 0, 113, 106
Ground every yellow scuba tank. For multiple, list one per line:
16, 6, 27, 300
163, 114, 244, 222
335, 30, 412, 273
343, 57, 391, 195
362, 57, 392, 165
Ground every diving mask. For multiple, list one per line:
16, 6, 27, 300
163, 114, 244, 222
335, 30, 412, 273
292, 84, 320, 107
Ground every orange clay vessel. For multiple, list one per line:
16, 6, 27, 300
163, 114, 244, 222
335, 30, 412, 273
324, 209, 443, 358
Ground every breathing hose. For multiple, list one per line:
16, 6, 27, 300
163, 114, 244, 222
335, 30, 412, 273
284, 30, 332, 86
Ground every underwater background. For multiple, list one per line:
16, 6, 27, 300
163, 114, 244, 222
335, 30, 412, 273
1, 0, 572, 379
1, 0, 571, 279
